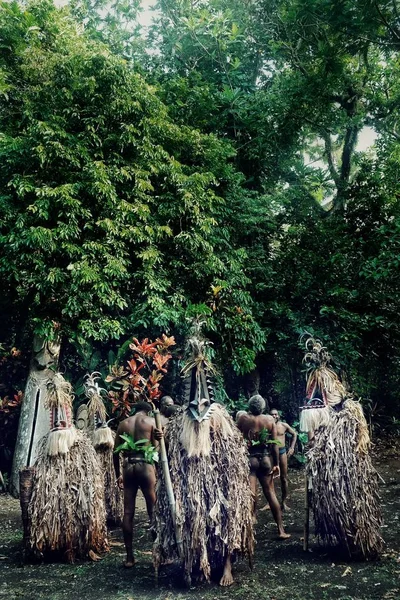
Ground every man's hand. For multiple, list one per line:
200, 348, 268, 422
270, 465, 280, 479
116, 475, 124, 490
287, 448, 294, 458
153, 427, 164, 441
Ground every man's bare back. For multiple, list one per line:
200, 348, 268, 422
115, 412, 156, 450
237, 412, 275, 441
236, 395, 290, 539
236, 412, 279, 478
113, 402, 157, 568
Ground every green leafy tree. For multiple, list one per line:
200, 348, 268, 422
0, 0, 265, 374
144, 0, 400, 418
69, 0, 145, 61
3, 0, 400, 422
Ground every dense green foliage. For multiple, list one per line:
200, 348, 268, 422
1, 0, 400, 437
145, 0, 400, 423
0, 0, 264, 374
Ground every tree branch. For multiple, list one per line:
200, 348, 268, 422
340, 124, 359, 183
392, 0, 400, 20
330, 123, 360, 214
321, 131, 340, 187
374, 0, 400, 42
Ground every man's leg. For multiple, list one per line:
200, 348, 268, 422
140, 464, 156, 534
279, 452, 290, 510
259, 457, 290, 539
122, 465, 139, 567
249, 458, 258, 522
220, 554, 233, 586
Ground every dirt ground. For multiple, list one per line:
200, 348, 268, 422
1, 448, 400, 600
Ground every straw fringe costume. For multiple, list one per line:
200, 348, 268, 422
84, 373, 123, 525
300, 338, 383, 559
27, 373, 109, 562
153, 335, 254, 584
92, 435, 123, 525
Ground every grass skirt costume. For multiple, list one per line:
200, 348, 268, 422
84, 373, 123, 525
306, 401, 383, 558
27, 373, 109, 562
153, 403, 254, 582
300, 338, 383, 559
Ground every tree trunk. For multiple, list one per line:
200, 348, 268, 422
10, 335, 60, 497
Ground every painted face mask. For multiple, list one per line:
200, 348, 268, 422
84, 372, 114, 449
44, 373, 76, 456
181, 335, 215, 423
300, 336, 349, 434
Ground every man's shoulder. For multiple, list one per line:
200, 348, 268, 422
280, 421, 291, 430
236, 411, 251, 425
118, 412, 153, 431
142, 414, 156, 427
275, 421, 288, 432
260, 414, 274, 424
116, 417, 133, 436
118, 415, 136, 428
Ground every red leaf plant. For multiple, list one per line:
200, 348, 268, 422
106, 335, 176, 419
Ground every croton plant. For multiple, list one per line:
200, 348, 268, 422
106, 335, 176, 419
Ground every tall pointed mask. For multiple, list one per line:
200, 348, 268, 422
181, 335, 215, 422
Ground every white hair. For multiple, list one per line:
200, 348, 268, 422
249, 395, 266, 416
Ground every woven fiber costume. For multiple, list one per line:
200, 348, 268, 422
84, 372, 123, 525
153, 335, 254, 586
27, 373, 109, 562
300, 338, 383, 559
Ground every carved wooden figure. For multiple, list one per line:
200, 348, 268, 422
10, 336, 60, 497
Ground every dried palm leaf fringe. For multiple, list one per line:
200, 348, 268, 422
46, 427, 77, 456
153, 404, 254, 582
27, 429, 109, 562
300, 406, 331, 433
307, 407, 383, 559
93, 426, 114, 450
92, 428, 123, 524
44, 373, 74, 410
87, 393, 107, 424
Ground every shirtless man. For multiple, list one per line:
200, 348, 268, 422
159, 395, 175, 426
237, 395, 290, 539
113, 401, 158, 568
270, 408, 298, 511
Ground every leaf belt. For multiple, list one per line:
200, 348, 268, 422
249, 446, 270, 458
126, 456, 146, 464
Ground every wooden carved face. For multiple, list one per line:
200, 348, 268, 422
32, 337, 60, 371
